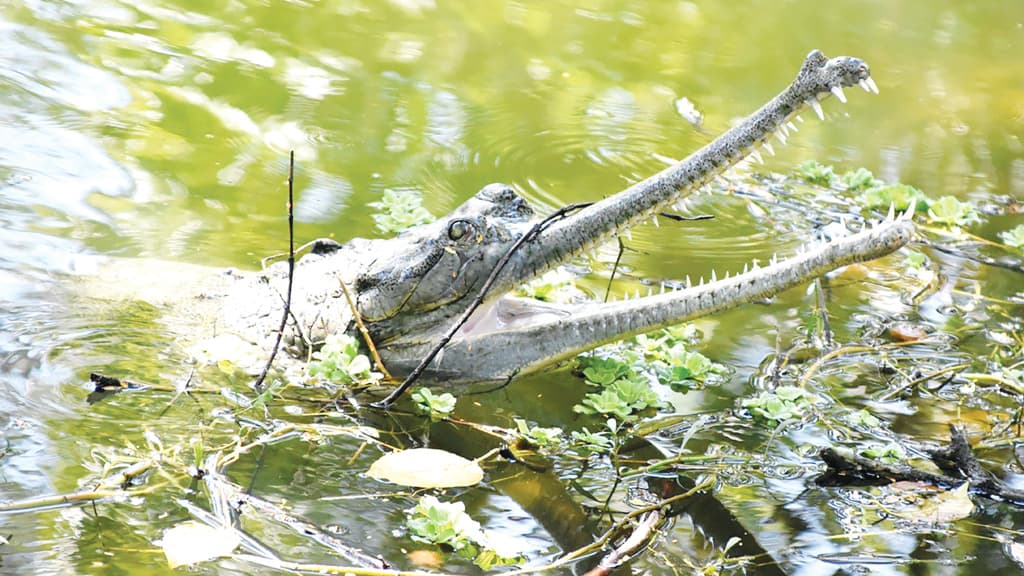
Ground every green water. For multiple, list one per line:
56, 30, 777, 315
1, 1, 1023, 574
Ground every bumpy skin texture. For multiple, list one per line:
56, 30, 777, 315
204, 50, 908, 382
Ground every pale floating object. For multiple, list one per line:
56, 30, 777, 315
162, 521, 240, 569
367, 448, 484, 488
673, 96, 703, 128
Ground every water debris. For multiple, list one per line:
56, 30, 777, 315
367, 448, 484, 488
673, 96, 703, 128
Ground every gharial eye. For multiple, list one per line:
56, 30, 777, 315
447, 219, 473, 241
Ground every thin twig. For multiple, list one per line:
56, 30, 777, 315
339, 278, 391, 379
501, 476, 714, 576
923, 238, 1024, 274
604, 237, 626, 303
813, 277, 833, 347
372, 202, 594, 408
254, 151, 296, 392
583, 510, 661, 576
878, 363, 968, 401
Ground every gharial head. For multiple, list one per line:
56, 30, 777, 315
790, 49, 878, 117
353, 183, 536, 342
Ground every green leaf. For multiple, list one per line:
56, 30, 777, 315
741, 386, 814, 427
570, 427, 614, 455
407, 495, 484, 555
841, 167, 883, 191
608, 378, 662, 412
574, 389, 634, 420
927, 196, 982, 227
794, 158, 835, 186
796, 160, 837, 187
999, 224, 1024, 251
406, 496, 523, 567
857, 183, 930, 212
577, 356, 632, 387
861, 442, 905, 464
847, 409, 881, 428
308, 334, 379, 385
411, 388, 457, 420
370, 188, 435, 234
513, 418, 563, 448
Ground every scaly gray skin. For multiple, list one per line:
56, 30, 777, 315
166, 50, 911, 382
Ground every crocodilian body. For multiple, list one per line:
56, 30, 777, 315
101, 50, 911, 384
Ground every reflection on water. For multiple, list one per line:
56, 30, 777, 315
1, 0, 1023, 574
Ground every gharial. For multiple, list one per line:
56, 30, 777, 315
84, 50, 914, 383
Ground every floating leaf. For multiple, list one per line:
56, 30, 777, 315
841, 167, 883, 191
899, 482, 974, 523
1007, 540, 1024, 568
411, 388, 457, 420
370, 188, 434, 234
1000, 224, 1024, 251
796, 160, 837, 187
857, 183, 929, 212
161, 521, 240, 569
927, 196, 982, 227
367, 448, 483, 488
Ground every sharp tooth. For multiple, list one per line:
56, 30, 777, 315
858, 79, 872, 93
752, 260, 760, 270
809, 97, 824, 120
623, 227, 632, 241
763, 141, 775, 156
779, 123, 789, 137
647, 286, 653, 297
660, 282, 666, 294
796, 115, 804, 123
750, 149, 764, 164
830, 85, 847, 103
770, 253, 778, 265
865, 76, 879, 94
776, 131, 787, 145
699, 276, 705, 286
711, 269, 717, 282
886, 202, 896, 222
787, 121, 798, 133
685, 275, 692, 288
724, 270, 730, 279
902, 202, 916, 220
651, 215, 660, 228
743, 262, 749, 274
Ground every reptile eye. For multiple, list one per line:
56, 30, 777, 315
447, 219, 473, 241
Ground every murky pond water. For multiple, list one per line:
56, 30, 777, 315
2, 1, 1023, 574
